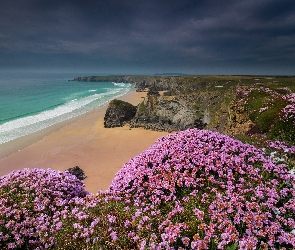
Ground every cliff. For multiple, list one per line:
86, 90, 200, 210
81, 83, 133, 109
129, 90, 231, 133
74, 75, 295, 145
97, 75, 240, 134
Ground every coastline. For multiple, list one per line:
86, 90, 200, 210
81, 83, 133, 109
0, 89, 169, 194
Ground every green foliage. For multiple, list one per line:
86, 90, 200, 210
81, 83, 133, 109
269, 119, 295, 144
226, 242, 238, 250
111, 99, 135, 112
239, 80, 295, 144
138, 101, 148, 113
255, 106, 280, 133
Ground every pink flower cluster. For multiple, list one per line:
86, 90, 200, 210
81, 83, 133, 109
277, 87, 292, 92
259, 107, 269, 113
237, 86, 295, 126
237, 86, 284, 99
281, 93, 295, 125
110, 129, 295, 249
0, 168, 88, 249
267, 140, 295, 155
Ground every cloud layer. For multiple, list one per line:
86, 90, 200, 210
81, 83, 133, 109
1, 0, 294, 74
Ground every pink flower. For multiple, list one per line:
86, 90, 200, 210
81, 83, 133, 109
110, 231, 118, 241
193, 208, 205, 220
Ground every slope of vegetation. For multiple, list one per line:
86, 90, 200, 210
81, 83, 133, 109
1, 75, 295, 249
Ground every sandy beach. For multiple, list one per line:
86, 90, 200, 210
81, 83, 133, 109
0, 90, 169, 194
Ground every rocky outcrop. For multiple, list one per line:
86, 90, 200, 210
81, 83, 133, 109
104, 99, 137, 128
72, 75, 190, 92
92, 75, 252, 135
66, 166, 87, 180
225, 97, 256, 136
74, 75, 137, 83
78, 74, 291, 141
130, 95, 194, 132
129, 90, 231, 132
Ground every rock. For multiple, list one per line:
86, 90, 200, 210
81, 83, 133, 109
130, 94, 197, 132
104, 99, 137, 128
66, 166, 87, 180
130, 90, 229, 132
147, 88, 160, 96
226, 98, 256, 136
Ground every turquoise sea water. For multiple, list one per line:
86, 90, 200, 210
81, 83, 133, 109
0, 71, 132, 145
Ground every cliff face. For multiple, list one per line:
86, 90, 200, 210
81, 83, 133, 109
130, 94, 197, 132
102, 92, 253, 139
92, 75, 246, 134
74, 75, 138, 83
76, 75, 295, 142
73, 75, 200, 92
129, 90, 233, 133
225, 98, 255, 136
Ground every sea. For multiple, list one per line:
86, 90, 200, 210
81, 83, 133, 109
0, 71, 132, 145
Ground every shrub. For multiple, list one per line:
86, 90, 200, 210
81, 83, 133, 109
1, 129, 295, 249
109, 129, 295, 249
238, 86, 295, 144
0, 168, 88, 249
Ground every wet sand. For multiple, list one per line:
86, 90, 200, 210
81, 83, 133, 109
0, 90, 169, 194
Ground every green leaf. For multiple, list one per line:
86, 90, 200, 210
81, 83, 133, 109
226, 242, 238, 250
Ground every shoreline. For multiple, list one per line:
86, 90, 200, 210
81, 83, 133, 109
0, 89, 169, 194
0, 85, 135, 160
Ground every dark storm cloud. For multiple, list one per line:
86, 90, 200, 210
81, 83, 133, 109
0, 0, 294, 74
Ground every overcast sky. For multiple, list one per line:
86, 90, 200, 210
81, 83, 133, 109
1, 0, 295, 75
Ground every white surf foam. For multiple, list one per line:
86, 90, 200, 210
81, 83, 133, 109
113, 82, 131, 87
0, 87, 130, 144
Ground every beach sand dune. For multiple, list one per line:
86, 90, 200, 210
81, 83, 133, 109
0, 91, 168, 194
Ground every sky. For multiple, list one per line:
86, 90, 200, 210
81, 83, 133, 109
0, 0, 295, 75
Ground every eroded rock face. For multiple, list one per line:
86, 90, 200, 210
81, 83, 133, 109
104, 99, 137, 128
130, 93, 215, 132
225, 97, 256, 136
103, 89, 238, 135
